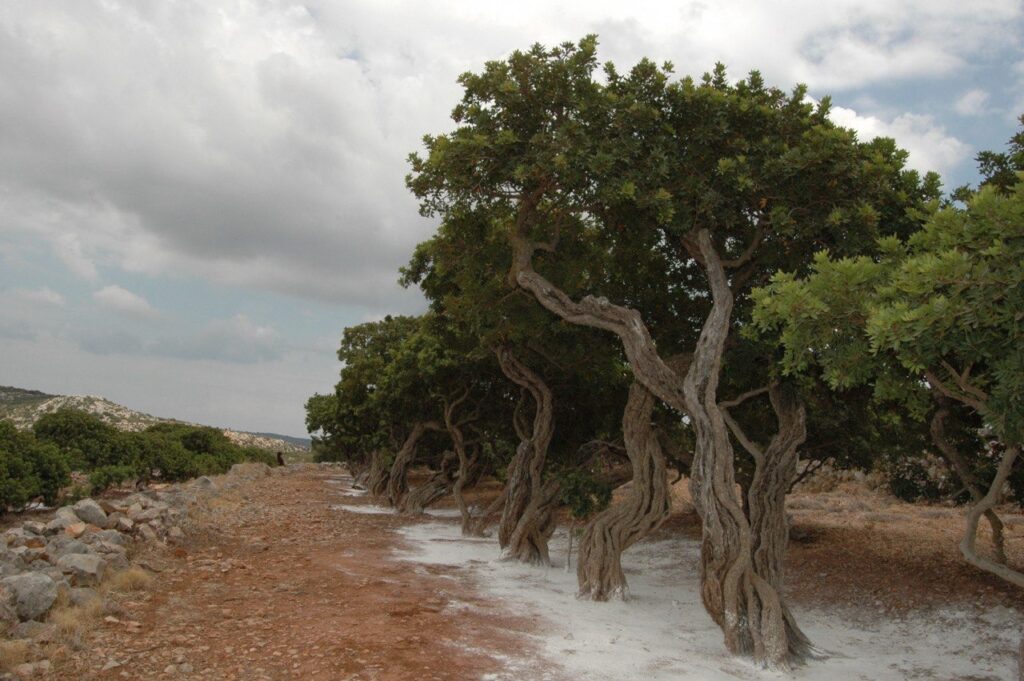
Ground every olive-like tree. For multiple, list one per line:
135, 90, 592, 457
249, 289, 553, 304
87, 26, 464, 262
408, 37, 936, 666
752, 179, 1024, 587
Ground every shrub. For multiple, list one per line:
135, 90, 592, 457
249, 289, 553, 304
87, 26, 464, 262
0, 421, 72, 511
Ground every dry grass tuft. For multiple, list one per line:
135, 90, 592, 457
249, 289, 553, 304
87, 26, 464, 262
50, 601, 100, 650
104, 567, 153, 593
0, 640, 29, 672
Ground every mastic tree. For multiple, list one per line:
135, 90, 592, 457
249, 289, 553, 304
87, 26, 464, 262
752, 178, 1024, 588
408, 37, 937, 666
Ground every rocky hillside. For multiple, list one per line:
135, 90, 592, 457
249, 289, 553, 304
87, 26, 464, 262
0, 386, 309, 454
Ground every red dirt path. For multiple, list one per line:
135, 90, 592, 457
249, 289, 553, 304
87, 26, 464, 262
49, 468, 549, 680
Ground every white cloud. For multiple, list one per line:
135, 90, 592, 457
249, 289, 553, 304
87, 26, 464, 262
828, 107, 971, 175
14, 287, 64, 306
0, 0, 1018, 311
955, 89, 990, 116
92, 285, 158, 319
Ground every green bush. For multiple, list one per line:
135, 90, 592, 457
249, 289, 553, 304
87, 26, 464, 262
88, 465, 137, 494
0, 421, 72, 511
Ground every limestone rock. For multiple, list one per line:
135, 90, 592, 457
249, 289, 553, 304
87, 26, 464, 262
64, 522, 88, 539
1, 572, 58, 621
56, 553, 107, 587
72, 499, 109, 527
22, 522, 46, 536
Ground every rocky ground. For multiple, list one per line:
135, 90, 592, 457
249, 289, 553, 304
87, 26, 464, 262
2, 465, 1021, 680
4, 465, 547, 680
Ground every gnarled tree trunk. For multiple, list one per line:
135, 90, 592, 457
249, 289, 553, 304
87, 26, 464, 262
931, 399, 1007, 564
445, 394, 486, 536
386, 421, 442, 508
959, 443, 1023, 588
513, 228, 810, 667
577, 381, 670, 600
366, 450, 390, 499
722, 383, 813, 663
495, 346, 556, 564
399, 451, 458, 514
504, 479, 560, 565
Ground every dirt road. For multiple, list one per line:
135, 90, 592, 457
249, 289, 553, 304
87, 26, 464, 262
51, 468, 544, 680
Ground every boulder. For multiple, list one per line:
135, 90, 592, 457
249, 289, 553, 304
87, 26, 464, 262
1, 573, 58, 621
166, 527, 185, 544
194, 476, 216, 489
89, 530, 128, 547
0, 545, 26, 576
133, 507, 163, 523
56, 554, 107, 587
22, 522, 46, 536
136, 525, 158, 542
44, 507, 79, 535
64, 522, 88, 539
46, 537, 92, 559
72, 499, 109, 527
115, 517, 134, 533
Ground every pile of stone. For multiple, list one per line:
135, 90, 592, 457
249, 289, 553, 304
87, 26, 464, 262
0, 464, 285, 637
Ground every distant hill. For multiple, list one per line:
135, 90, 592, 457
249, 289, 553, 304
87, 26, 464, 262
0, 385, 309, 454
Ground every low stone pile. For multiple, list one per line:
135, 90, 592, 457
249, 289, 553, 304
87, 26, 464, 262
0, 462, 289, 640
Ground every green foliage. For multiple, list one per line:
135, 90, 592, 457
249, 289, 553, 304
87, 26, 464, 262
557, 468, 613, 520
752, 182, 1024, 444
0, 421, 71, 511
88, 465, 137, 494
20, 410, 276, 498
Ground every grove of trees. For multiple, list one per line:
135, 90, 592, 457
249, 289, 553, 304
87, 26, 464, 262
307, 37, 1022, 669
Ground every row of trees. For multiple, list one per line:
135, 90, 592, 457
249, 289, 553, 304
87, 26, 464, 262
0, 410, 277, 511
308, 37, 1022, 669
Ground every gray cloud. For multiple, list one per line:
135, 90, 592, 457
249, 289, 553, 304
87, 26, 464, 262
1, 0, 1018, 313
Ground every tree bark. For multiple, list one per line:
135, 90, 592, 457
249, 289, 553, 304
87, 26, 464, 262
494, 346, 557, 564
444, 394, 485, 536
366, 450, 390, 499
723, 383, 814, 663
959, 444, 1024, 588
399, 452, 457, 514
386, 422, 442, 508
503, 479, 560, 565
930, 401, 1007, 564
577, 381, 671, 600
513, 228, 809, 667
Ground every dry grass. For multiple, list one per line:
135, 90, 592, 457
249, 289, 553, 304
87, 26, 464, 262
103, 566, 153, 594
50, 598, 104, 649
0, 639, 29, 672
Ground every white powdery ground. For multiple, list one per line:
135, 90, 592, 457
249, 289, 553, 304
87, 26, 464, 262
393, 521, 1021, 681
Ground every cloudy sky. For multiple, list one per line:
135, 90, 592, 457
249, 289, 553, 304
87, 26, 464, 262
1, 1, 1021, 437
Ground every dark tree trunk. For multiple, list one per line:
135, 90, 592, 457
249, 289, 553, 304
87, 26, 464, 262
494, 346, 556, 564
577, 381, 670, 600
513, 228, 809, 667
